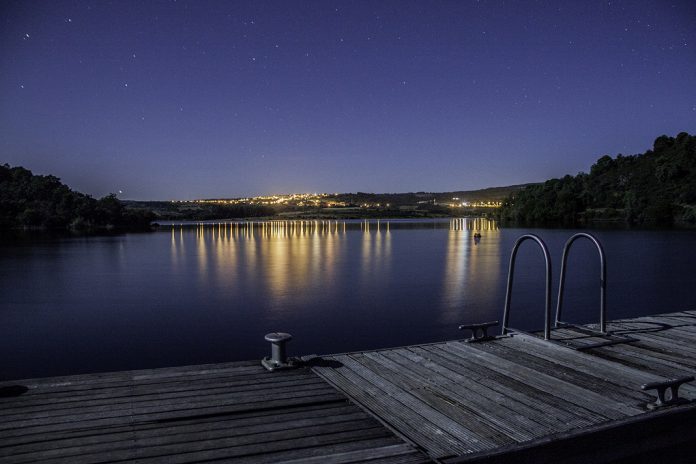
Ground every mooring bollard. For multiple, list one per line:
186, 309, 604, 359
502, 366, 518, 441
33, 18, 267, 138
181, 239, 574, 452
261, 332, 299, 371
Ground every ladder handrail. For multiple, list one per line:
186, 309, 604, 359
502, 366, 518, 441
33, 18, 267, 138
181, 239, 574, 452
501, 234, 553, 340
555, 232, 607, 333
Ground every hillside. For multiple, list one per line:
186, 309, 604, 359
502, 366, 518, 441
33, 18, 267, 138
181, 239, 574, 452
127, 184, 529, 221
497, 132, 696, 226
331, 184, 529, 207
0, 164, 154, 232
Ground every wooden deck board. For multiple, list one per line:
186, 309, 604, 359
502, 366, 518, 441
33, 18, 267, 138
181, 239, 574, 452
574, 311, 696, 379
445, 341, 643, 417
0, 365, 429, 464
307, 354, 462, 458
413, 345, 601, 428
337, 354, 481, 456
407, 345, 591, 431
1, 403, 361, 452
311, 312, 696, 461
354, 352, 519, 446
3, 310, 695, 463
370, 349, 547, 441
464, 340, 650, 403
0, 378, 333, 421
1, 409, 372, 460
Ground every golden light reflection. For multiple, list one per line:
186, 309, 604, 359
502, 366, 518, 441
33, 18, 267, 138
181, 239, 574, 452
360, 220, 392, 286
170, 225, 176, 253
440, 218, 501, 324
258, 220, 345, 304
196, 223, 208, 280
213, 223, 238, 287
449, 217, 499, 231
182, 221, 350, 310
170, 224, 189, 270
441, 225, 469, 323
244, 222, 257, 272
173, 219, 505, 323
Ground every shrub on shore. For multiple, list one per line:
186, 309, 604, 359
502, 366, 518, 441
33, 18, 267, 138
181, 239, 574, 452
0, 164, 154, 232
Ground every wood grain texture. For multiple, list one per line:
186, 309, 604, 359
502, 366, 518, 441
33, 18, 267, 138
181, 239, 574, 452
312, 311, 696, 461
3, 310, 695, 463
0, 364, 429, 464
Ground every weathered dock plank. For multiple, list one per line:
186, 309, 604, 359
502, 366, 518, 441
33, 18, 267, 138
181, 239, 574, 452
409, 345, 595, 430
0, 364, 429, 464
444, 402, 696, 464
3, 310, 695, 463
413, 345, 600, 429
558, 310, 696, 379
311, 312, 696, 462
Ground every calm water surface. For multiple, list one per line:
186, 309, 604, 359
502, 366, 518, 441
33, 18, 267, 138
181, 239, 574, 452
1, 218, 695, 380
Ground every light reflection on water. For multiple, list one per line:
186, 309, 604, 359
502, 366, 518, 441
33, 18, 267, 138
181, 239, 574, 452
167, 219, 499, 324
2, 218, 695, 380
164, 218, 504, 348
441, 221, 502, 325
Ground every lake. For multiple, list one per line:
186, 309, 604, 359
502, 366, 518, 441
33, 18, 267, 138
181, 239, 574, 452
1, 218, 695, 380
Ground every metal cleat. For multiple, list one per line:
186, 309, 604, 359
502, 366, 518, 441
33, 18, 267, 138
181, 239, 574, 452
641, 376, 694, 409
458, 321, 499, 343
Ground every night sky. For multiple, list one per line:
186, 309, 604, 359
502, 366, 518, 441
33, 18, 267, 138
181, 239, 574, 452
1, 1, 695, 200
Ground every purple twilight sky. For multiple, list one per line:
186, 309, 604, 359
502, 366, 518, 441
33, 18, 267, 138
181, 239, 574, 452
1, 0, 695, 200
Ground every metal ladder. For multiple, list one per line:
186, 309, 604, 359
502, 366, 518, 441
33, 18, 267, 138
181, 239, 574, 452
501, 234, 553, 340
555, 232, 607, 334
500, 232, 607, 340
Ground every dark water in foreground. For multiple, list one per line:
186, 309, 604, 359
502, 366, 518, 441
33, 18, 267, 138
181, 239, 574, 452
1, 218, 695, 380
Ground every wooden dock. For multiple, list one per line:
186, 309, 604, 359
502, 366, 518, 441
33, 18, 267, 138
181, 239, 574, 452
0, 361, 428, 463
309, 310, 696, 462
548, 311, 696, 378
2, 311, 696, 463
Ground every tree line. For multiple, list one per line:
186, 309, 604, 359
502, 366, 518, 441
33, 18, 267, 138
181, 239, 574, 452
130, 200, 274, 221
0, 164, 154, 232
497, 132, 696, 227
